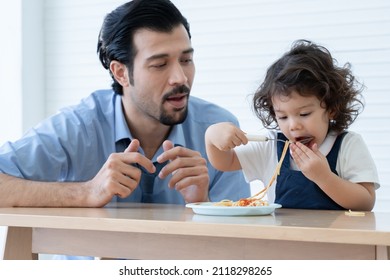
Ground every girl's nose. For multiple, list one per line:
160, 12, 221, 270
289, 117, 302, 131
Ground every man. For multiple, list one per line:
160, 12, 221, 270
0, 0, 250, 208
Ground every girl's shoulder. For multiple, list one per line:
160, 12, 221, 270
338, 130, 372, 161
340, 130, 366, 146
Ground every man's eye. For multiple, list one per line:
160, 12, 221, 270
277, 116, 287, 120
181, 58, 193, 64
152, 63, 166, 68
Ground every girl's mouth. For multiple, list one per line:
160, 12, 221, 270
295, 136, 314, 146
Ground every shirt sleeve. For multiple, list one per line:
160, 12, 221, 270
337, 131, 380, 189
235, 130, 278, 183
0, 94, 114, 182
0, 112, 89, 181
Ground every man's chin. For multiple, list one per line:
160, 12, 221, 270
160, 110, 188, 126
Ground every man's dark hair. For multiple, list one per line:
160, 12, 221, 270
97, 0, 191, 94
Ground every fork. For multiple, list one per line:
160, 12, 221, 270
246, 134, 313, 144
246, 134, 285, 143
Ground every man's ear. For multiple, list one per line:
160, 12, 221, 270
109, 61, 129, 87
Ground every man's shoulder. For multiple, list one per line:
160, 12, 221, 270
188, 96, 239, 124
55, 89, 116, 128
62, 89, 115, 113
85, 89, 115, 106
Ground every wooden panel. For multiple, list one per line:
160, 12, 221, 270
32, 228, 376, 260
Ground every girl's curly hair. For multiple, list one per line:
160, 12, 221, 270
253, 40, 365, 133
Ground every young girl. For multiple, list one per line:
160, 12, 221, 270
205, 40, 380, 211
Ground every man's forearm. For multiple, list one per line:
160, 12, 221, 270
0, 173, 89, 207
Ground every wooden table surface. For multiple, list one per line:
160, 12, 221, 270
1, 203, 389, 260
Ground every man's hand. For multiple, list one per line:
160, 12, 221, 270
86, 139, 155, 207
157, 140, 209, 203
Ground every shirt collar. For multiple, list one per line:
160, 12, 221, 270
165, 124, 186, 147
114, 94, 132, 142
146, 122, 187, 161
318, 131, 338, 156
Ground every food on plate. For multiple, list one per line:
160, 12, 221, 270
214, 140, 290, 207
214, 198, 269, 207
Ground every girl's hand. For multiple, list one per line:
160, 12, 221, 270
290, 142, 332, 183
206, 122, 248, 151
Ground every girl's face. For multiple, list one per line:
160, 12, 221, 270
272, 90, 333, 147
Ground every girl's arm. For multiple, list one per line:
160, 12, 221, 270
316, 173, 375, 211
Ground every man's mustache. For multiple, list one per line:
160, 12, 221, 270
163, 85, 190, 100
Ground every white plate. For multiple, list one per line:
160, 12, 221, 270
186, 202, 282, 216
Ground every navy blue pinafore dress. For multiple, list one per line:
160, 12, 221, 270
274, 133, 347, 210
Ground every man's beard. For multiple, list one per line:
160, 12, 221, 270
159, 104, 188, 125
159, 84, 190, 125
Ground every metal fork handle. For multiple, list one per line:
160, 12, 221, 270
246, 134, 285, 142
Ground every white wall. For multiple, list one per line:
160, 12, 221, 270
0, 0, 23, 144
22, 0, 45, 132
0, 0, 45, 143
0, 0, 46, 258
0, 0, 23, 258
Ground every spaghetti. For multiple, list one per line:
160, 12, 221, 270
214, 140, 290, 207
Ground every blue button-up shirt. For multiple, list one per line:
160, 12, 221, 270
0, 90, 250, 204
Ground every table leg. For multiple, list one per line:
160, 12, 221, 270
376, 245, 389, 260
2, 227, 37, 260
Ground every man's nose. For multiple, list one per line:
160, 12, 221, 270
168, 63, 188, 85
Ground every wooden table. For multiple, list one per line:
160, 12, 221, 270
1, 203, 389, 260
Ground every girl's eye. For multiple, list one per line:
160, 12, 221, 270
300, 112, 311, 117
277, 116, 287, 120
